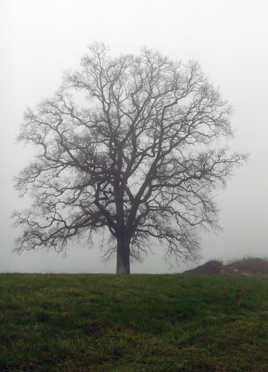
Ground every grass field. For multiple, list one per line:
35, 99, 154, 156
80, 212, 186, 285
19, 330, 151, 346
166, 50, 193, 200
0, 273, 268, 371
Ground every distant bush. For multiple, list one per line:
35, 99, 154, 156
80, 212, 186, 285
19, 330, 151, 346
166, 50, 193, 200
185, 259, 223, 275
224, 257, 268, 275
186, 257, 268, 276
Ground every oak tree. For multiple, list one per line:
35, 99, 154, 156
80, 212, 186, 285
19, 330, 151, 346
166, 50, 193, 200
14, 44, 245, 274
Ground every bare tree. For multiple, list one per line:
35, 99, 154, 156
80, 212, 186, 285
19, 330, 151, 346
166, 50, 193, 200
14, 44, 245, 274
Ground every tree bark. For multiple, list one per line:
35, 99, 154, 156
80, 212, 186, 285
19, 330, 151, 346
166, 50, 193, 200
116, 233, 130, 274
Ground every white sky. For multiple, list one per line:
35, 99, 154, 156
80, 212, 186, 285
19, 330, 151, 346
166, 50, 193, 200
1, 0, 268, 273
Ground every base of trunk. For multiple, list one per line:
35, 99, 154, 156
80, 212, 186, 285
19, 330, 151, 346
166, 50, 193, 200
116, 234, 130, 274
116, 262, 130, 274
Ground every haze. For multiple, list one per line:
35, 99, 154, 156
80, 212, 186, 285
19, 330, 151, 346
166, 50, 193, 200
1, 0, 267, 273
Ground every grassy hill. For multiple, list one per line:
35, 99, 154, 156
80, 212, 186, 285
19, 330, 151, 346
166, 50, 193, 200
0, 273, 268, 371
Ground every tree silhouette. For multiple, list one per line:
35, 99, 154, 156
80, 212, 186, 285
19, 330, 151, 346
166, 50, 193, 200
14, 44, 245, 273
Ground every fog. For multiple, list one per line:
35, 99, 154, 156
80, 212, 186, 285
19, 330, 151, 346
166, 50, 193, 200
1, 0, 268, 273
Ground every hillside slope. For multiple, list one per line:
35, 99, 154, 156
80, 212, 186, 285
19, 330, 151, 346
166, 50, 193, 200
0, 273, 268, 371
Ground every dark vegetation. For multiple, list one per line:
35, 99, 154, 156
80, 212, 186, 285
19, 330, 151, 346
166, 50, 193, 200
186, 257, 268, 276
1, 270, 268, 371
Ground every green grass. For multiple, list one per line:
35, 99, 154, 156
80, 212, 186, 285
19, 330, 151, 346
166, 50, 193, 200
0, 273, 268, 371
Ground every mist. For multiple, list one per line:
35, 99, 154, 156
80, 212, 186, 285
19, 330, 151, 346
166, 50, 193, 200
1, 0, 268, 273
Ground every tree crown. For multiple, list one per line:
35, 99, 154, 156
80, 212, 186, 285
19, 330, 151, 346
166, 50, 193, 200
14, 44, 245, 265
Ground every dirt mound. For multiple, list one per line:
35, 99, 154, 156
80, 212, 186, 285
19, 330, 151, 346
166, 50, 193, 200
185, 257, 268, 276
224, 257, 268, 275
185, 260, 223, 275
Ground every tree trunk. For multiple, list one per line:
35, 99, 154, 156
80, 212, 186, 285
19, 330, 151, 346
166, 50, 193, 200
116, 233, 130, 274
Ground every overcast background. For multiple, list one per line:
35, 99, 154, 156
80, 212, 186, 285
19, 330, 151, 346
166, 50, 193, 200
1, 0, 267, 273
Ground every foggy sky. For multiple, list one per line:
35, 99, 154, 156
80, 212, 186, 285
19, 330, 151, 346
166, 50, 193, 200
1, 0, 268, 273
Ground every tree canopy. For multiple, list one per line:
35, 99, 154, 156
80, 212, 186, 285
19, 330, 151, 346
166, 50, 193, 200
14, 44, 245, 273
